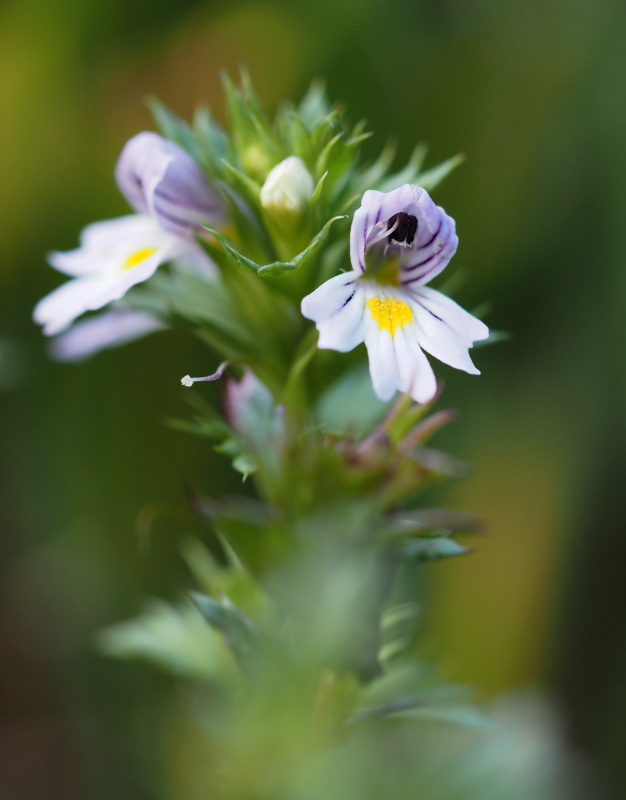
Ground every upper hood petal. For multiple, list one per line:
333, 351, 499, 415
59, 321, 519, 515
350, 184, 458, 285
115, 132, 225, 237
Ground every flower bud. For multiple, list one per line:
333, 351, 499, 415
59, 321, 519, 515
115, 132, 226, 239
260, 156, 315, 227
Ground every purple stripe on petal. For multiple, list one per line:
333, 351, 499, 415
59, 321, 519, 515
115, 132, 226, 237
339, 290, 356, 310
417, 220, 443, 250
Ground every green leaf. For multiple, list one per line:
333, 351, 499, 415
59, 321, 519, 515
315, 364, 391, 435
297, 80, 331, 128
402, 537, 471, 562
193, 106, 229, 167
96, 600, 237, 681
190, 591, 255, 666
206, 215, 346, 278
417, 153, 465, 192
396, 704, 494, 730
196, 495, 286, 576
220, 159, 262, 203
222, 71, 282, 180
232, 452, 257, 478
148, 98, 202, 162
385, 509, 482, 540
375, 143, 428, 193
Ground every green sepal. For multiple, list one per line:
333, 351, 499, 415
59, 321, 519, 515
275, 107, 315, 168
376, 143, 429, 193
148, 98, 201, 160
402, 537, 471, 562
193, 106, 229, 170
193, 496, 286, 577
190, 591, 255, 667
205, 215, 346, 278
220, 159, 262, 203
417, 153, 465, 192
222, 71, 283, 181
232, 452, 257, 479
297, 80, 331, 128
383, 508, 482, 542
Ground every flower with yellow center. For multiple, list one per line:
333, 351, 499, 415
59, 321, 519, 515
301, 184, 489, 404
34, 215, 207, 336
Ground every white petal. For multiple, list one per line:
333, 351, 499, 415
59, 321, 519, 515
36, 240, 177, 335
316, 297, 366, 352
301, 271, 359, 322
301, 272, 366, 353
393, 326, 438, 404
408, 286, 489, 374
48, 215, 178, 277
364, 326, 398, 402
50, 309, 165, 362
361, 285, 438, 404
34, 277, 104, 336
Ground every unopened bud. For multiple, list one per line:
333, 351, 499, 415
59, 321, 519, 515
260, 157, 314, 226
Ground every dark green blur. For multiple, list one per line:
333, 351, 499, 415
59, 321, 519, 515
1, 0, 624, 797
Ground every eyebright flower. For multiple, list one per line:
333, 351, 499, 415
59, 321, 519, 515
115, 132, 226, 238
301, 185, 489, 404
34, 215, 195, 336
260, 156, 315, 225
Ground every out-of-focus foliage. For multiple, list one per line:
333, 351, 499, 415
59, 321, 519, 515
1, 0, 625, 798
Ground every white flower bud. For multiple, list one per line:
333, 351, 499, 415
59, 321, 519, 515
260, 157, 315, 225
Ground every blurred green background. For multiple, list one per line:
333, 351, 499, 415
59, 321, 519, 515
1, 0, 625, 797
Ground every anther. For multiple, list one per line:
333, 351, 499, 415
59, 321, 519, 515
386, 212, 418, 246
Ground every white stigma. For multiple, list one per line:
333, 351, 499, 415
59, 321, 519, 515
180, 361, 231, 387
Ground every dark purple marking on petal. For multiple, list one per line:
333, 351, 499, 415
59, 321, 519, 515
417, 301, 443, 323
418, 220, 442, 250
340, 290, 356, 309
152, 206, 196, 229
404, 253, 436, 272
401, 253, 449, 286
405, 290, 444, 323
154, 186, 214, 212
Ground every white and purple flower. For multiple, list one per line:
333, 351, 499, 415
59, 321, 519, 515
34, 215, 192, 336
301, 184, 489, 404
115, 132, 226, 239
35, 131, 224, 338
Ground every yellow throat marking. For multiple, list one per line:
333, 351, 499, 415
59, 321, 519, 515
123, 247, 158, 270
366, 296, 413, 335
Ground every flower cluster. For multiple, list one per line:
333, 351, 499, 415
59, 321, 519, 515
40, 76, 511, 800
35, 85, 488, 403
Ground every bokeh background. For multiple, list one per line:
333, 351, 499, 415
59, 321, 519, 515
1, 0, 625, 797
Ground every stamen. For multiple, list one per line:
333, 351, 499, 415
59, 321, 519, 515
369, 218, 399, 248
386, 213, 418, 247
181, 360, 231, 387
